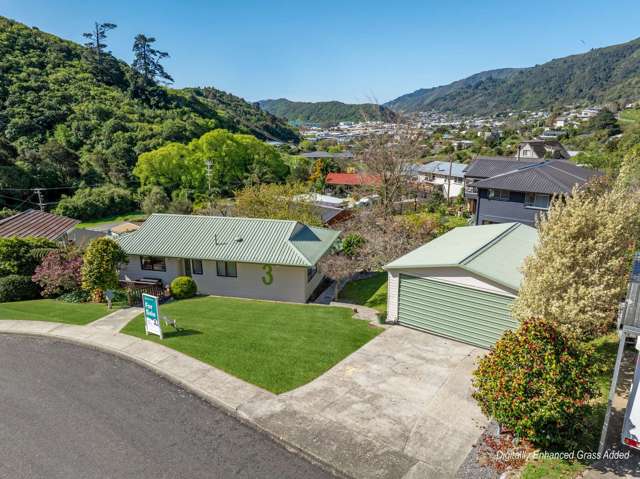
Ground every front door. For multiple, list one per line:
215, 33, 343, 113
184, 259, 192, 277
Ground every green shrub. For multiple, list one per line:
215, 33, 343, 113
0, 274, 40, 302
170, 276, 197, 299
54, 185, 136, 220
0, 237, 56, 276
58, 289, 91, 303
472, 318, 600, 450
342, 233, 365, 257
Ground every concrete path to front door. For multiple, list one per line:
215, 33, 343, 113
87, 307, 143, 332
0, 320, 486, 478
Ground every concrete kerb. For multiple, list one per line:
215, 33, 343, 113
0, 323, 352, 479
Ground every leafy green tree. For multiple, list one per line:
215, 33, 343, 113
134, 129, 289, 196
0, 237, 56, 276
81, 237, 127, 301
54, 185, 136, 220
82, 22, 117, 69
512, 178, 640, 339
234, 182, 323, 226
141, 186, 170, 214
130, 34, 172, 103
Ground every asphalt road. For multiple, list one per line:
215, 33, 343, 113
0, 335, 335, 479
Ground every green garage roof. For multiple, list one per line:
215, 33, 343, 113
384, 223, 538, 291
117, 214, 340, 267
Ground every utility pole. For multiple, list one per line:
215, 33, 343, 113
205, 160, 213, 209
34, 188, 45, 211
447, 155, 453, 204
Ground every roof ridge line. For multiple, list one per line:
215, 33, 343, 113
459, 224, 520, 265
545, 162, 590, 182
150, 213, 297, 224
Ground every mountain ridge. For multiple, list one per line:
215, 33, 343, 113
258, 98, 397, 125
385, 37, 640, 114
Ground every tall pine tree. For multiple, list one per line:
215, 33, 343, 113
81, 22, 124, 86
130, 34, 173, 105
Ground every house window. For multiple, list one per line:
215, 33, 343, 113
307, 265, 317, 282
191, 259, 203, 275
216, 261, 237, 277
525, 193, 551, 209
140, 256, 166, 272
488, 189, 510, 201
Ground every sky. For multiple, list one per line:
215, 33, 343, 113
2, 0, 640, 104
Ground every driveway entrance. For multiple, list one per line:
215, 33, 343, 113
242, 326, 488, 478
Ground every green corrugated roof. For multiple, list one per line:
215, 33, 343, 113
384, 223, 538, 290
117, 214, 340, 267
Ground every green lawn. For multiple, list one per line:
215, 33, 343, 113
0, 299, 117, 325
122, 296, 383, 393
76, 211, 146, 229
339, 273, 388, 316
521, 333, 620, 479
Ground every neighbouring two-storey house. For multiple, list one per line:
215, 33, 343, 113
516, 139, 570, 160
412, 160, 466, 198
464, 158, 599, 227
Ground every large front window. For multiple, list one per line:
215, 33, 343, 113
525, 193, 551, 209
140, 256, 166, 272
216, 261, 237, 277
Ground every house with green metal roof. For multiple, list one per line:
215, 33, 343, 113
117, 214, 340, 303
384, 222, 538, 348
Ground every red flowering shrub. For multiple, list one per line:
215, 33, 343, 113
32, 249, 83, 297
472, 318, 600, 450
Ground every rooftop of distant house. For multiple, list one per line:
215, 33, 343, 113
325, 172, 381, 186
0, 209, 79, 240
299, 151, 354, 159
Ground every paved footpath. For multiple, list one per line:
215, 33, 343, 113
0, 311, 485, 479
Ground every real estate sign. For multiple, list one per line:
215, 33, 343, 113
142, 293, 163, 339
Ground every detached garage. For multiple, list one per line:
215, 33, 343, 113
384, 222, 537, 348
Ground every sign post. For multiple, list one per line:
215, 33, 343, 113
142, 293, 163, 339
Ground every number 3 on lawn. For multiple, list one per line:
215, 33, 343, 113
262, 264, 273, 285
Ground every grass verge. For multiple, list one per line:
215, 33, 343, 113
0, 299, 119, 325
339, 273, 388, 316
122, 296, 382, 393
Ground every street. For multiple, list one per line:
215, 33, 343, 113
0, 335, 334, 479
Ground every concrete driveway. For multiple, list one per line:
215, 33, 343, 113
241, 326, 488, 478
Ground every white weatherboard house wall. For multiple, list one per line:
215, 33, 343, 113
118, 214, 339, 303
384, 222, 538, 348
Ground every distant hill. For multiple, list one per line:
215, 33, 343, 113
385, 38, 640, 114
259, 98, 397, 125
0, 16, 298, 190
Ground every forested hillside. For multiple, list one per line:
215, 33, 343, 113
386, 38, 640, 114
259, 98, 397, 125
0, 16, 298, 200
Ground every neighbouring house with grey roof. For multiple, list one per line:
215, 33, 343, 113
516, 139, 569, 160
117, 214, 340, 303
384, 222, 538, 348
413, 160, 467, 198
468, 159, 599, 227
